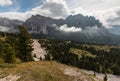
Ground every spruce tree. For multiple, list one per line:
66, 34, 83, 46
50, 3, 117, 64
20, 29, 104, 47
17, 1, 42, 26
4, 44, 16, 63
0, 41, 4, 59
18, 26, 33, 62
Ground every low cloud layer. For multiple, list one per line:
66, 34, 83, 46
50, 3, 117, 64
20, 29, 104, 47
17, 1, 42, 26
59, 24, 82, 32
0, 0, 13, 6
0, 26, 9, 32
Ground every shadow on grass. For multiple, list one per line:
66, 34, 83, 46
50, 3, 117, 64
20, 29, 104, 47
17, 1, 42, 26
0, 63, 16, 68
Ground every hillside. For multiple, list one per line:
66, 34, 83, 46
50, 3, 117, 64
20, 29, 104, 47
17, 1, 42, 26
39, 39, 120, 75
0, 61, 102, 81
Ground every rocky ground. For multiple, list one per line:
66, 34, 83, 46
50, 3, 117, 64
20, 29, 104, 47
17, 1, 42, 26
32, 39, 47, 61
0, 74, 21, 81
82, 69, 120, 81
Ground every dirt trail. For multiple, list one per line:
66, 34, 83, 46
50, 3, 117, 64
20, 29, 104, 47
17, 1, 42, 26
63, 67, 102, 81
82, 69, 120, 81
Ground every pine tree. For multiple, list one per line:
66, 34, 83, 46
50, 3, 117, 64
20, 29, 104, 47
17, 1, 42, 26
0, 41, 5, 63
5, 35, 18, 56
4, 44, 16, 63
18, 26, 33, 62
5, 35, 17, 47
0, 41, 4, 59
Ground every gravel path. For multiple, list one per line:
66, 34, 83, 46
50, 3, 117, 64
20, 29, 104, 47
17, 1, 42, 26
81, 69, 120, 81
62, 66, 102, 81
32, 39, 47, 61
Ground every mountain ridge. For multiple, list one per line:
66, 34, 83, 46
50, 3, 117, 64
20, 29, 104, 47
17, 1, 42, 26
0, 14, 120, 45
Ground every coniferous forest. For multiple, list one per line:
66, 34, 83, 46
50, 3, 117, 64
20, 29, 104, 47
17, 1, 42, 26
0, 26, 33, 64
39, 39, 120, 75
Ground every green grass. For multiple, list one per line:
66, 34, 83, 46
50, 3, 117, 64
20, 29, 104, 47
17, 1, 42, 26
82, 44, 120, 52
69, 48, 96, 58
0, 63, 16, 68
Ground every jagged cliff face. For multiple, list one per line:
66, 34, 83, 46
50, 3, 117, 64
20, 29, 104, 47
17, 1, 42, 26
0, 14, 120, 44
23, 15, 53, 34
65, 14, 103, 28
23, 14, 103, 34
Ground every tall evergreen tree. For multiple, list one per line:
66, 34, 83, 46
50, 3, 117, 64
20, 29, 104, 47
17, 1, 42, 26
0, 41, 5, 61
0, 41, 4, 55
5, 35, 18, 56
4, 44, 16, 63
18, 26, 33, 62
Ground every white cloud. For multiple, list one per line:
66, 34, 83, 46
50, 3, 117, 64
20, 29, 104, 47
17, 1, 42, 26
0, 12, 26, 21
65, 0, 120, 12
59, 24, 82, 32
70, 7, 88, 16
0, 0, 13, 6
0, 0, 70, 21
32, 0, 70, 19
90, 7, 120, 27
0, 26, 10, 32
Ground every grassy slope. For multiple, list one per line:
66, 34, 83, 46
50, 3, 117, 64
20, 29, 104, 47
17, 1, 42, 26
0, 61, 102, 81
69, 48, 96, 58
82, 44, 120, 51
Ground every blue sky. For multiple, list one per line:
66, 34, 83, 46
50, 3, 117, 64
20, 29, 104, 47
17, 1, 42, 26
0, 0, 44, 12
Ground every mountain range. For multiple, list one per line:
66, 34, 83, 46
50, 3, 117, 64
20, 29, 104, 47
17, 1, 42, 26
0, 14, 120, 45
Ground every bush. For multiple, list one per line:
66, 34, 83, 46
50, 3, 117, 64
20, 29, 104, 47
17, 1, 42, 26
15, 58, 22, 63
104, 74, 108, 81
0, 58, 4, 63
